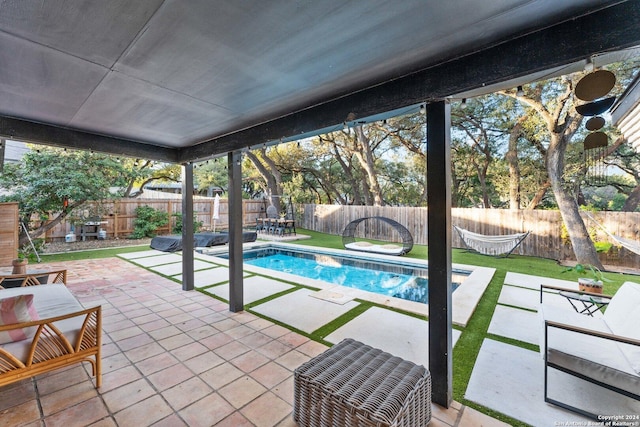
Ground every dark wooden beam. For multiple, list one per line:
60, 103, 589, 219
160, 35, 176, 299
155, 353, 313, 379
179, 1, 640, 163
181, 162, 195, 291
427, 101, 452, 407
228, 151, 244, 312
0, 116, 178, 162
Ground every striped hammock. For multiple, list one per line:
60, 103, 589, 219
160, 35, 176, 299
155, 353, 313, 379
454, 226, 530, 257
584, 211, 640, 256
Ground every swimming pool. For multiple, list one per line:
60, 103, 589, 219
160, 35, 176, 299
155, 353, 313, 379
217, 246, 465, 304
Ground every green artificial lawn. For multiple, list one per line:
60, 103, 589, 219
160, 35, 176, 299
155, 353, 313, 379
38, 228, 638, 426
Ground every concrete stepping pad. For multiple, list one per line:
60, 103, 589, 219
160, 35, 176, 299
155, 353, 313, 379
324, 306, 461, 367
467, 339, 639, 426
206, 275, 295, 304
487, 305, 539, 345
251, 288, 360, 333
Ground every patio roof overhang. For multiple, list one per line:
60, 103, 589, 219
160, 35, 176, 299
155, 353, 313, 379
0, 1, 639, 163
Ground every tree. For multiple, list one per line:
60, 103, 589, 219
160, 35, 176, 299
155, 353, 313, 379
0, 147, 135, 246
501, 77, 603, 267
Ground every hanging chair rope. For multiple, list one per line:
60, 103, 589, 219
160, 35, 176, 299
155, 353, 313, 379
454, 225, 530, 257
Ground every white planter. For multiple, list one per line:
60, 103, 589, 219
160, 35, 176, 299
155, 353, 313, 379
578, 278, 603, 293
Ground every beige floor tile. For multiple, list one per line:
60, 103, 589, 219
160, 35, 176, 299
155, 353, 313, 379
275, 349, 310, 371
40, 380, 98, 416
101, 378, 156, 413
44, 396, 109, 427
272, 376, 295, 405
113, 395, 174, 426
183, 350, 225, 374
148, 413, 188, 427
178, 393, 235, 427
241, 392, 292, 427
162, 377, 213, 411
135, 352, 180, 376
200, 362, 244, 389
199, 331, 234, 350
218, 376, 267, 408
230, 349, 271, 373
295, 340, 329, 358
157, 331, 195, 351
431, 402, 461, 426
170, 340, 209, 360
215, 340, 251, 360
0, 398, 41, 426
251, 362, 292, 389
146, 363, 194, 391
256, 339, 292, 359
0, 380, 37, 411
36, 365, 91, 395
215, 412, 255, 427
124, 342, 166, 363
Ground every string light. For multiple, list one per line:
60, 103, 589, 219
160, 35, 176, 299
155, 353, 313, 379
584, 56, 594, 73
461, 98, 467, 109
516, 86, 524, 97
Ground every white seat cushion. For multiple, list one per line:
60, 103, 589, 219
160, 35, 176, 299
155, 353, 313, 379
603, 282, 640, 374
0, 284, 87, 363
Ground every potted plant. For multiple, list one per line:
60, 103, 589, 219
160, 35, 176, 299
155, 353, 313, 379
11, 253, 28, 275
565, 263, 610, 294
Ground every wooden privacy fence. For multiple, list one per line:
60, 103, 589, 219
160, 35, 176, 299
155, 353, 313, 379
42, 198, 268, 241
301, 204, 640, 269
0, 202, 19, 266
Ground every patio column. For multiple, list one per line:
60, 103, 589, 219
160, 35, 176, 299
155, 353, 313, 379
426, 100, 453, 407
181, 162, 195, 291
228, 150, 244, 312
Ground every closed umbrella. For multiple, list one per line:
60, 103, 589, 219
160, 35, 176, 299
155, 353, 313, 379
213, 194, 220, 232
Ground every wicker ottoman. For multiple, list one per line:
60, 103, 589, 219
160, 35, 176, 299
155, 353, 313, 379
294, 338, 431, 427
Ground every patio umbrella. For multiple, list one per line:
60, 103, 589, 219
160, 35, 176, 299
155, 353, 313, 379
213, 194, 220, 232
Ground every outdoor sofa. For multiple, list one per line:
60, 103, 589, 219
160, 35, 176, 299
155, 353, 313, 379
0, 271, 102, 388
150, 231, 258, 252
539, 281, 640, 418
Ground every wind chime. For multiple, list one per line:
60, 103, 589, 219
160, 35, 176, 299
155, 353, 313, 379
574, 61, 616, 185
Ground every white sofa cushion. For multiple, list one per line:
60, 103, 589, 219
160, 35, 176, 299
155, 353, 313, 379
542, 302, 639, 395
0, 284, 86, 362
603, 282, 640, 374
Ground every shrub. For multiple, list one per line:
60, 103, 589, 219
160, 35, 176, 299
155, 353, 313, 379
130, 206, 169, 238
171, 212, 203, 234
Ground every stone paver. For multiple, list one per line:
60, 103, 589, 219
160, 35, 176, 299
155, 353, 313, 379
206, 275, 295, 304
251, 288, 360, 334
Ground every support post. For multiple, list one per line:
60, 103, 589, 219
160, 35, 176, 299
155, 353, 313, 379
426, 101, 452, 407
181, 162, 195, 291
228, 151, 244, 312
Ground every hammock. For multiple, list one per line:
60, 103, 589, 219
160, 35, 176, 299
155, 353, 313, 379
453, 225, 530, 257
583, 211, 640, 256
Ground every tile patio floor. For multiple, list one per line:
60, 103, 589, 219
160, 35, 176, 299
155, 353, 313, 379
0, 256, 503, 427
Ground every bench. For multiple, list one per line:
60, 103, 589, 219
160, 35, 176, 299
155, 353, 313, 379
0, 276, 101, 388
0, 268, 67, 288
294, 338, 431, 427
539, 282, 640, 418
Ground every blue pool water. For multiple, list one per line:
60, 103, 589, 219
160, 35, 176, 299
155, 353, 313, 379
219, 247, 464, 304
